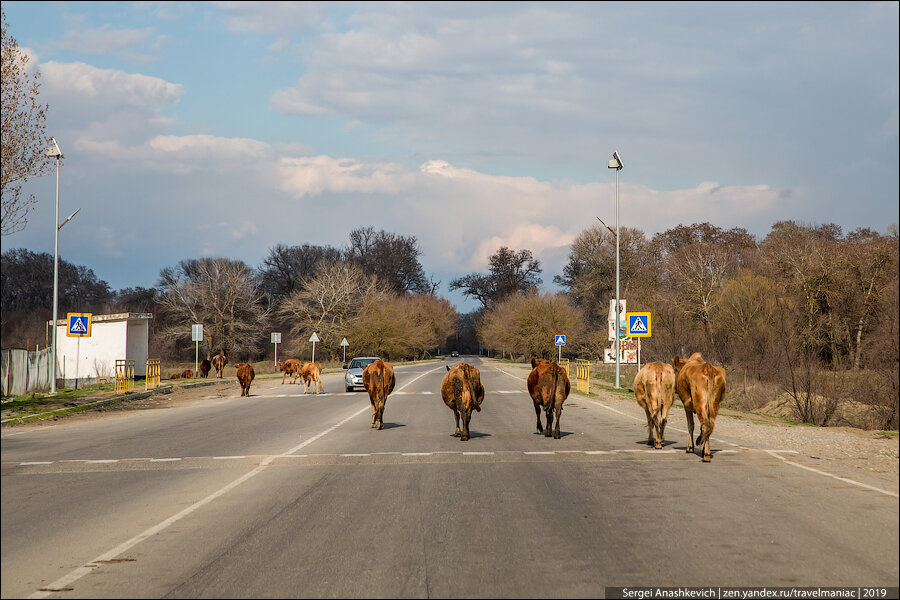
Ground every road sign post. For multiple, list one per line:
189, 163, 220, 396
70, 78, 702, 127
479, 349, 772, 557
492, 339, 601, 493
340, 337, 349, 364
555, 334, 566, 363
309, 332, 320, 363
191, 324, 203, 375
271, 332, 282, 364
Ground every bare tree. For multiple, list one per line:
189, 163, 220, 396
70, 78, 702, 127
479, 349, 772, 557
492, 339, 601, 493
1, 8, 52, 235
478, 291, 583, 360
346, 226, 430, 294
156, 258, 270, 360
277, 261, 388, 359
451, 246, 542, 310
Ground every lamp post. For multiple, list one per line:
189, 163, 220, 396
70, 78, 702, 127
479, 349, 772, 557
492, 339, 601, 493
47, 138, 64, 394
608, 151, 624, 389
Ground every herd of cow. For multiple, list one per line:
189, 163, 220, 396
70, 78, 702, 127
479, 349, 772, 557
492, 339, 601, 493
173, 351, 726, 461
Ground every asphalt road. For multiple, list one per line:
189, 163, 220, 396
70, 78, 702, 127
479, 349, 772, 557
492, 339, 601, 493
2, 357, 898, 599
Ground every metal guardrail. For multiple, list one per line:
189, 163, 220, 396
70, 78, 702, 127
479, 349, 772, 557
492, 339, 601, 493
115, 359, 135, 393
145, 359, 160, 390
575, 359, 591, 394
559, 358, 570, 377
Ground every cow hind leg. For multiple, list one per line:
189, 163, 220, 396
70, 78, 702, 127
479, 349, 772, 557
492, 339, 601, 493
533, 401, 544, 433
684, 407, 695, 454
553, 405, 562, 439
544, 405, 554, 438
643, 407, 655, 445
460, 409, 471, 441
452, 408, 461, 437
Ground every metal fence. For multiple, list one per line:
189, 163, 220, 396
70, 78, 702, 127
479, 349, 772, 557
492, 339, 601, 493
145, 359, 161, 390
1, 348, 55, 397
558, 358, 570, 377
115, 359, 135, 393
575, 359, 591, 394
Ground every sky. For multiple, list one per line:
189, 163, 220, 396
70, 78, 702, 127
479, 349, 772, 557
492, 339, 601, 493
4, 1, 898, 314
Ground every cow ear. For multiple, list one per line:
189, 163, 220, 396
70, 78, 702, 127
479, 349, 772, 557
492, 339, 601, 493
446, 365, 451, 371
531, 358, 538, 368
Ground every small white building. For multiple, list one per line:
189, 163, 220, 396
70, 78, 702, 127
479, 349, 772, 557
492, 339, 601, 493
53, 313, 152, 385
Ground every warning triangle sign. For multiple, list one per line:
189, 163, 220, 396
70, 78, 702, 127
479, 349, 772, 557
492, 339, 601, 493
71, 317, 87, 333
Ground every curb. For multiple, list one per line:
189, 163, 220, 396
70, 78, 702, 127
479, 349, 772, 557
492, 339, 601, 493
0, 380, 230, 427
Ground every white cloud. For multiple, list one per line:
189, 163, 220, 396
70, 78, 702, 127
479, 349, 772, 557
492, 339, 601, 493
56, 24, 163, 62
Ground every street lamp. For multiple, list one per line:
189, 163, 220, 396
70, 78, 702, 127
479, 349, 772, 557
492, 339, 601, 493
608, 151, 624, 389
47, 138, 64, 394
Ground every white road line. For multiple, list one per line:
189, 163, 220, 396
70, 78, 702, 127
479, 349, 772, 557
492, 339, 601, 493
26, 363, 450, 599
764, 450, 898, 498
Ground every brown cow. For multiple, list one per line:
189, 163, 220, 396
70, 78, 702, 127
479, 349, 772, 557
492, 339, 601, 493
198, 359, 212, 378
363, 360, 395, 430
179, 369, 193, 379
278, 358, 303, 384
673, 352, 727, 462
527, 358, 571, 439
300, 361, 323, 394
440, 361, 485, 441
235, 363, 255, 397
633, 361, 676, 449
212, 354, 227, 378
170, 372, 182, 380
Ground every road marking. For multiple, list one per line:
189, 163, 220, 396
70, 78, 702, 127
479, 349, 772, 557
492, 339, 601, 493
764, 450, 899, 498
26, 363, 448, 599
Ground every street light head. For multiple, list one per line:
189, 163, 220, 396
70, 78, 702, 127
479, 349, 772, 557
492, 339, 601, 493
608, 151, 623, 170
46, 138, 63, 159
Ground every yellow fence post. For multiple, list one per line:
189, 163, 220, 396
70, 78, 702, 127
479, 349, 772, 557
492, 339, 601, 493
145, 359, 160, 390
559, 358, 569, 377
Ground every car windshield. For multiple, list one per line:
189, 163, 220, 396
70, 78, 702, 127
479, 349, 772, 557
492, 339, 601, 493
348, 358, 378, 369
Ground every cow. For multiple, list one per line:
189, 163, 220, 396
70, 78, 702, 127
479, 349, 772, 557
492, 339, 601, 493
179, 369, 193, 379
527, 358, 570, 439
362, 360, 395, 430
278, 358, 303, 384
198, 359, 212, 378
673, 352, 727, 462
633, 361, 677, 449
235, 363, 255, 397
212, 354, 227, 378
440, 361, 485, 441
300, 361, 324, 394
170, 372, 182, 380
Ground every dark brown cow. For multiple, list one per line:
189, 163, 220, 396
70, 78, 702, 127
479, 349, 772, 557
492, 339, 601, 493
527, 358, 570, 439
440, 361, 485, 441
212, 354, 227, 378
178, 369, 193, 379
300, 362, 323, 394
633, 361, 676, 449
278, 358, 303, 384
169, 372, 182, 380
362, 360, 395, 430
198, 359, 212, 378
235, 363, 255, 397
673, 352, 727, 462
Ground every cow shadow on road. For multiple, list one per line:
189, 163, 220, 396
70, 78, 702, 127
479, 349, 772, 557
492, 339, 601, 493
448, 431, 492, 439
380, 422, 406, 430
531, 431, 574, 438
632, 439, 679, 448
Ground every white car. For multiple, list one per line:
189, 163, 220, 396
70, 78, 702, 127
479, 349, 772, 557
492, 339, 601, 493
343, 356, 381, 392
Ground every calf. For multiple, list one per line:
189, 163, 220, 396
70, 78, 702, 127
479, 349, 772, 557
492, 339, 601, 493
527, 358, 570, 439
235, 363, 255, 397
633, 361, 676, 449
363, 360, 395, 430
440, 361, 485, 441
198, 359, 212, 378
300, 362, 323, 394
673, 352, 727, 462
212, 354, 227, 378
278, 358, 303, 384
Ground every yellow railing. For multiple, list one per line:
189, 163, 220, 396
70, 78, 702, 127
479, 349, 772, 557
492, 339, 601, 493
558, 358, 570, 377
575, 359, 591, 394
145, 359, 161, 390
115, 359, 135, 393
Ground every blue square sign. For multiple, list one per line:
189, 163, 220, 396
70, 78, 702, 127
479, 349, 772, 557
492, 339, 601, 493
67, 313, 92, 337
555, 335, 566, 346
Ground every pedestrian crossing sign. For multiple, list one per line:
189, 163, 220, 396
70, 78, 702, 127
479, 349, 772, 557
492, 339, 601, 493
626, 313, 651, 337
66, 313, 92, 337
555, 335, 566, 346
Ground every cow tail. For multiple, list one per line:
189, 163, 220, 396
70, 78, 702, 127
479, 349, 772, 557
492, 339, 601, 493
373, 367, 384, 403
452, 376, 465, 414
552, 363, 560, 406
